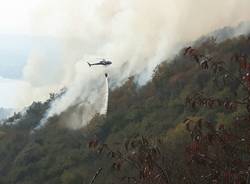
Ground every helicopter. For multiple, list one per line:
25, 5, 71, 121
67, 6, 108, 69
87, 59, 112, 67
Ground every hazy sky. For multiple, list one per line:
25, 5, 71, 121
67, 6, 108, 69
0, 0, 56, 108
0, 0, 101, 36
0, 0, 41, 35
0, 77, 29, 108
0, 1, 32, 108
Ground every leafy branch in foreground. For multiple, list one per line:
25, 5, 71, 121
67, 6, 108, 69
89, 135, 170, 184
183, 45, 250, 184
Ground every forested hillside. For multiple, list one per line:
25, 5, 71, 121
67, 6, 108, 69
0, 34, 250, 184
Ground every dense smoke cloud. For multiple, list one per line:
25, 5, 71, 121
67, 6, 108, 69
20, 0, 250, 129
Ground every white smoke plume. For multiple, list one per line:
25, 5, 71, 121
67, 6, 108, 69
20, 0, 250, 129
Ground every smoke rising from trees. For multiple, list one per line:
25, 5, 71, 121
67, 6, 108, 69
20, 0, 250, 129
